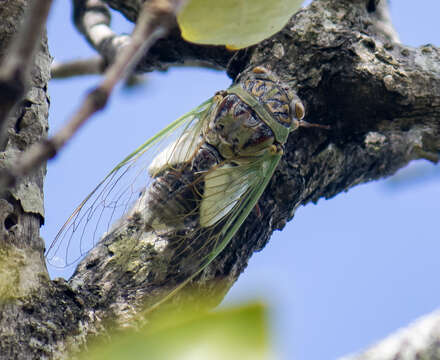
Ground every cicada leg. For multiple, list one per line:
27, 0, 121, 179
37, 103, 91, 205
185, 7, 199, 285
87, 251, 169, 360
298, 120, 331, 130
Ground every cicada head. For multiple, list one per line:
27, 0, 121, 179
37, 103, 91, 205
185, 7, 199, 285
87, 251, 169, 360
231, 66, 306, 144
205, 66, 312, 159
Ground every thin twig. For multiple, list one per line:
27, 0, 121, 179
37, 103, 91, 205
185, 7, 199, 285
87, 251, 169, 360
51, 57, 105, 78
51, 58, 147, 86
0, 0, 54, 143
3, 0, 184, 186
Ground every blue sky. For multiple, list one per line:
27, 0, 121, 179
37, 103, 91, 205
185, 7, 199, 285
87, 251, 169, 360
43, 1, 439, 359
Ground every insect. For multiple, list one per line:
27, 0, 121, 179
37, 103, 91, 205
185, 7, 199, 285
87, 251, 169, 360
46, 66, 327, 303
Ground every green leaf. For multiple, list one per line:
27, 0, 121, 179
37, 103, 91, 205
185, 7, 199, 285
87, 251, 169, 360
82, 303, 272, 360
177, 0, 304, 49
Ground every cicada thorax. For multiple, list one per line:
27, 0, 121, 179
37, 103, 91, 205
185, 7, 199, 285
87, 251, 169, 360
242, 77, 293, 129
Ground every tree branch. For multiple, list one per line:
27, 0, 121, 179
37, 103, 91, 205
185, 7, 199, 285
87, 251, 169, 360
72, 0, 132, 67
1, 0, 439, 358
68, 0, 440, 338
3, 0, 184, 186
0, 0, 52, 358
0, 0, 53, 144
73, 0, 237, 72
51, 57, 105, 78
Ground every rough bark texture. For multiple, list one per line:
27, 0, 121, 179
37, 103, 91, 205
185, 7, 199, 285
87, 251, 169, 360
0, 0, 54, 359
0, 0, 439, 359
341, 310, 440, 360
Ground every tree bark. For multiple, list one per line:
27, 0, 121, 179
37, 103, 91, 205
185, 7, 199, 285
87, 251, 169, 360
0, 0, 54, 358
0, 0, 439, 358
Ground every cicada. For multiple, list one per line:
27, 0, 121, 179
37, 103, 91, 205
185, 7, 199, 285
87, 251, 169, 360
46, 66, 326, 302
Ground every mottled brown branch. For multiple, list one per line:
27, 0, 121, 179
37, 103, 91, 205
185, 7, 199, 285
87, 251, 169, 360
0, 0, 53, 143
72, 0, 132, 67
73, 0, 112, 46
3, 0, 184, 186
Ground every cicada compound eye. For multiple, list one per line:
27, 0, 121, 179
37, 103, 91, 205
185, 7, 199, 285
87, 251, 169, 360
294, 101, 305, 120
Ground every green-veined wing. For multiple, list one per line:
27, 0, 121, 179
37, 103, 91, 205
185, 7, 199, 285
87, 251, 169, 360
45, 98, 213, 267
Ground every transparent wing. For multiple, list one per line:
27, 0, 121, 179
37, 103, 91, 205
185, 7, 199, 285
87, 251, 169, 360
150, 151, 282, 307
195, 153, 281, 269
45, 98, 214, 268
200, 163, 252, 227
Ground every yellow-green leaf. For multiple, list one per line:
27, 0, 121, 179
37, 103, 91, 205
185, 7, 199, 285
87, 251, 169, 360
81, 303, 273, 360
177, 0, 304, 49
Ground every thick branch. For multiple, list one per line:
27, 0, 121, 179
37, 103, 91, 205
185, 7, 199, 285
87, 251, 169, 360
0, 0, 52, 359
65, 0, 440, 339
0, 0, 52, 143
1, 0, 440, 358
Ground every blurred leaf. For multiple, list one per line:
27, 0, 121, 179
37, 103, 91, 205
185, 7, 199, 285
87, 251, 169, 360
82, 303, 272, 360
177, 0, 304, 49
